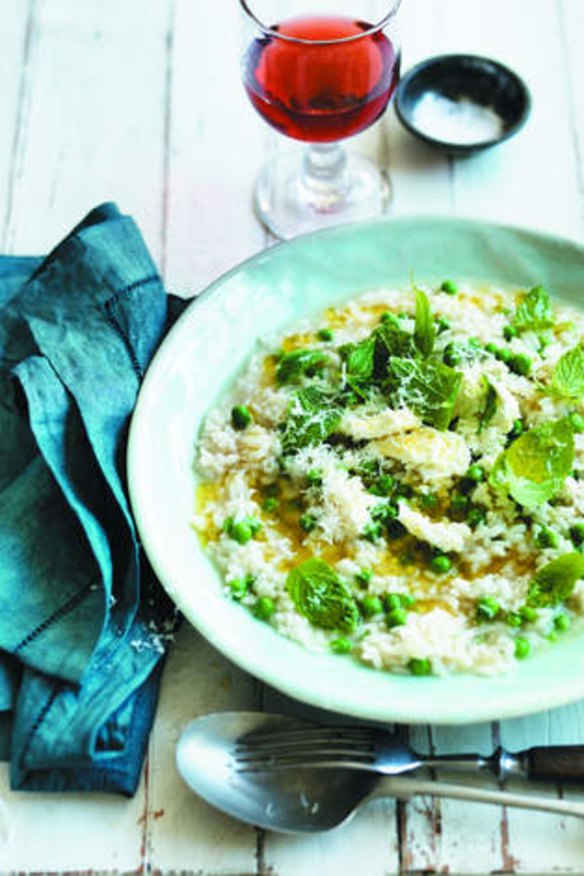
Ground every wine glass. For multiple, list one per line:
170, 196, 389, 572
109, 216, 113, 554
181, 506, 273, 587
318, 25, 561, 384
239, 0, 402, 240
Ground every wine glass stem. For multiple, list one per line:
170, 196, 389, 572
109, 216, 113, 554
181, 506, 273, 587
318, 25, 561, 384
301, 143, 350, 212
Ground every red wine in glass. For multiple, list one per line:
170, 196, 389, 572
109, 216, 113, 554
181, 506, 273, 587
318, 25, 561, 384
243, 14, 400, 143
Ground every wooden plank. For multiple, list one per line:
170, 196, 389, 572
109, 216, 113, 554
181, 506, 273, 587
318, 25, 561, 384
444, 0, 584, 241
499, 703, 584, 873
0, 765, 145, 872
561, 0, 584, 229
144, 625, 259, 874
146, 2, 265, 869
385, 0, 453, 218
161, 0, 268, 298
2, 0, 169, 261
0, 1, 170, 871
0, 0, 34, 250
259, 687, 400, 876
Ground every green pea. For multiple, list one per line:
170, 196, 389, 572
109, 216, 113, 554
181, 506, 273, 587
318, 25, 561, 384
306, 468, 323, 486
231, 404, 252, 430
386, 607, 408, 628
509, 353, 532, 376
408, 657, 432, 676
355, 569, 373, 586
509, 419, 524, 439
466, 464, 485, 483
362, 521, 382, 542
515, 637, 531, 659
485, 342, 499, 356
506, 611, 523, 628
554, 612, 571, 632
317, 328, 334, 342
569, 412, 584, 433
440, 280, 458, 296
467, 507, 487, 529
436, 316, 451, 334
570, 523, 584, 546
253, 596, 275, 620
380, 311, 401, 326
262, 496, 279, 513
384, 593, 403, 611
227, 576, 252, 600
420, 491, 438, 509
330, 637, 353, 654
361, 595, 384, 618
384, 592, 415, 610
535, 526, 559, 549
450, 493, 470, 513
430, 555, 452, 574
503, 325, 519, 341
496, 347, 512, 363
368, 474, 395, 496
225, 516, 261, 544
443, 343, 462, 367
230, 521, 253, 544
519, 605, 538, 623
477, 597, 501, 621
299, 513, 317, 533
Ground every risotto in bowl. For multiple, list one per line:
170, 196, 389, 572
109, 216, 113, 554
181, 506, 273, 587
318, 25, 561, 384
195, 280, 584, 677
128, 216, 584, 723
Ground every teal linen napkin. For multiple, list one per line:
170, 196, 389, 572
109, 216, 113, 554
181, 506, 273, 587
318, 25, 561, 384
0, 203, 183, 794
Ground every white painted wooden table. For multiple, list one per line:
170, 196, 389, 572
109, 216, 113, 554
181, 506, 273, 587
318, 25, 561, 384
2, 0, 584, 872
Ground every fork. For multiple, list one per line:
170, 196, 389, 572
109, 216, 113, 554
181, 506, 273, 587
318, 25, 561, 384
235, 723, 584, 784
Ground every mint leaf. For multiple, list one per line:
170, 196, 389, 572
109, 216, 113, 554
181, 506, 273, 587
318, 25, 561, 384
344, 335, 376, 384
286, 558, 359, 632
281, 385, 342, 455
373, 320, 416, 373
276, 349, 328, 384
512, 285, 554, 333
549, 346, 584, 402
386, 357, 463, 430
527, 552, 584, 607
478, 375, 498, 433
490, 418, 574, 508
413, 289, 436, 359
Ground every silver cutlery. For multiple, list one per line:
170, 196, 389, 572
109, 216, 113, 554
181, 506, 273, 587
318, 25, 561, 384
176, 711, 584, 834
235, 721, 584, 783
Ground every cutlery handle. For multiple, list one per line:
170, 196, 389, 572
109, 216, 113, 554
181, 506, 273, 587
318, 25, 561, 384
376, 777, 584, 819
524, 746, 584, 783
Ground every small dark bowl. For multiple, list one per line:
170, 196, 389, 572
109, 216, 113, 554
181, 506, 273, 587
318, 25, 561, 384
395, 54, 531, 154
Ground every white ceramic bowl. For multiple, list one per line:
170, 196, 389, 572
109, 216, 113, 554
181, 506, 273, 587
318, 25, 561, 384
128, 216, 584, 724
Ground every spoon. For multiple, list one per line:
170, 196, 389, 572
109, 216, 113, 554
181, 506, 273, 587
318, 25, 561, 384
176, 712, 584, 834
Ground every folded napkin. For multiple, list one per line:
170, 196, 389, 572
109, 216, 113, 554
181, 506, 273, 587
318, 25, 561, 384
0, 203, 184, 795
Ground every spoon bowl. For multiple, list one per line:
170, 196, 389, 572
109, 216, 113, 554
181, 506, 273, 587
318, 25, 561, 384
176, 711, 380, 833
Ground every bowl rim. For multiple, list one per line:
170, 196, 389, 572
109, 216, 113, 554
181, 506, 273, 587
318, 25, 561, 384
394, 52, 532, 152
128, 213, 584, 725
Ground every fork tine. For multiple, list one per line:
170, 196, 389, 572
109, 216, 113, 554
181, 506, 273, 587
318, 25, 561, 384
236, 751, 376, 772
236, 739, 375, 759
237, 744, 376, 763
236, 725, 374, 751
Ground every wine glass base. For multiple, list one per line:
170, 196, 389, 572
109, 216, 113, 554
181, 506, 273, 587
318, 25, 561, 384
254, 148, 391, 240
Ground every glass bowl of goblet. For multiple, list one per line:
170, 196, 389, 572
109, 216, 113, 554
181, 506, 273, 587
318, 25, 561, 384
240, 0, 402, 239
